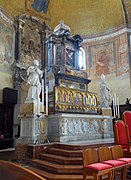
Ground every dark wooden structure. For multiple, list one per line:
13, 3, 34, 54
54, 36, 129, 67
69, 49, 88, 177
0, 103, 14, 149
120, 104, 131, 118
0, 160, 46, 180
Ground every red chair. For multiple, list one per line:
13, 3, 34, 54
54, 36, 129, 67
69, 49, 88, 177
82, 148, 114, 180
122, 111, 131, 141
98, 146, 127, 180
114, 120, 131, 156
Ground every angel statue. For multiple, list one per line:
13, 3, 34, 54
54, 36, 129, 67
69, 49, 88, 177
99, 74, 111, 108
26, 59, 43, 102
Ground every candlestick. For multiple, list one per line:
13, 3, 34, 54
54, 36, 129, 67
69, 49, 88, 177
42, 79, 44, 113
46, 85, 48, 115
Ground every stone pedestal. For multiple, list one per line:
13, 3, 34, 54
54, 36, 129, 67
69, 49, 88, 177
17, 102, 47, 144
101, 107, 112, 116
20, 101, 44, 115
47, 113, 114, 142
17, 114, 40, 144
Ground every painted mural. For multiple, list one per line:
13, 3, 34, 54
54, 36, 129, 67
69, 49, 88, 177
83, 30, 129, 80
89, 42, 114, 77
0, 10, 14, 73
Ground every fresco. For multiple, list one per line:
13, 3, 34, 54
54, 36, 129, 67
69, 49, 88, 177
89, 42, 115, 77
0, 20, 14, 65
83, 31, 129, 80
0, 10, 14, 75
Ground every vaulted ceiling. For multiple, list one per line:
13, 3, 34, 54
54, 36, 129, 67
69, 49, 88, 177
0, 0, 127, 36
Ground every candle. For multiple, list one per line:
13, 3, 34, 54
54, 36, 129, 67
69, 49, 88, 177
117, 97, 120, 118
113, 98, 116, 117
46, 85, 48, 115
37, 100, 40, 116
42, 79, 44, 113
45, 68, 47, 86
114, 93, 117, 117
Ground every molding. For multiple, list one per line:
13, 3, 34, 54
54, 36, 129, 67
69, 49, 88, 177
83, 27, 131, 43
0, 9, 13, 25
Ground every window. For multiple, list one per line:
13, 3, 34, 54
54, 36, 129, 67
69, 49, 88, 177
78, 47, 85, 70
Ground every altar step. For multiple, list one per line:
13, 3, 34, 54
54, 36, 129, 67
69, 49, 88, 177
27, 166, 83, 180
26, 141, 114, 180
39, 153, 82, 165
29, 159, 82, 174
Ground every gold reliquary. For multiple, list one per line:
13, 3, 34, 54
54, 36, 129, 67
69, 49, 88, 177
54, 86, 99, 114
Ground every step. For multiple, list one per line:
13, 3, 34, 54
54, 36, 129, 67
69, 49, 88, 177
54, 142, 114, 150
27, 166, 84, 180
39, 153, 82, 165
47, 147, 83, 157
29, 159, 83, 174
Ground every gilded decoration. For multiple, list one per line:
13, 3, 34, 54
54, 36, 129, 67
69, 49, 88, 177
54, 86, 98, 114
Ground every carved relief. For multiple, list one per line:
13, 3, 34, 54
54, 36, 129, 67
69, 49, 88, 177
20, 18, 42, 67
60, 118, 102, 136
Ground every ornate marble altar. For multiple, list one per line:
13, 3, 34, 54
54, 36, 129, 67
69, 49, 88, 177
48, 113, 113, 142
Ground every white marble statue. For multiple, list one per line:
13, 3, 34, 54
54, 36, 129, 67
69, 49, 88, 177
26, 60, 43, 102
99, 74, 111, 108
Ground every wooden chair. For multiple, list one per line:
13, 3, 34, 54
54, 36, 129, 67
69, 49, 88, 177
111, 145, 131, 178
122, 111, 131, 141
114, 120, 131, 156
82, 148, 114, 180
98, 146, 127, 180
111, 145, 131, 164
0, 160, 46, 180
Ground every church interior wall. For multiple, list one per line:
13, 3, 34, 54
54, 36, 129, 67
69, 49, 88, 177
0, 4, 130, 103
0, 5, 130, 106
0, 10, 15, 103
83, 28, 131, 105
0, 2, 130, 142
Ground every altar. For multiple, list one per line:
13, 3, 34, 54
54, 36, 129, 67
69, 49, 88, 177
45, 21, 113, 143
16, 20, 113, 145
47, 113, 113, 142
